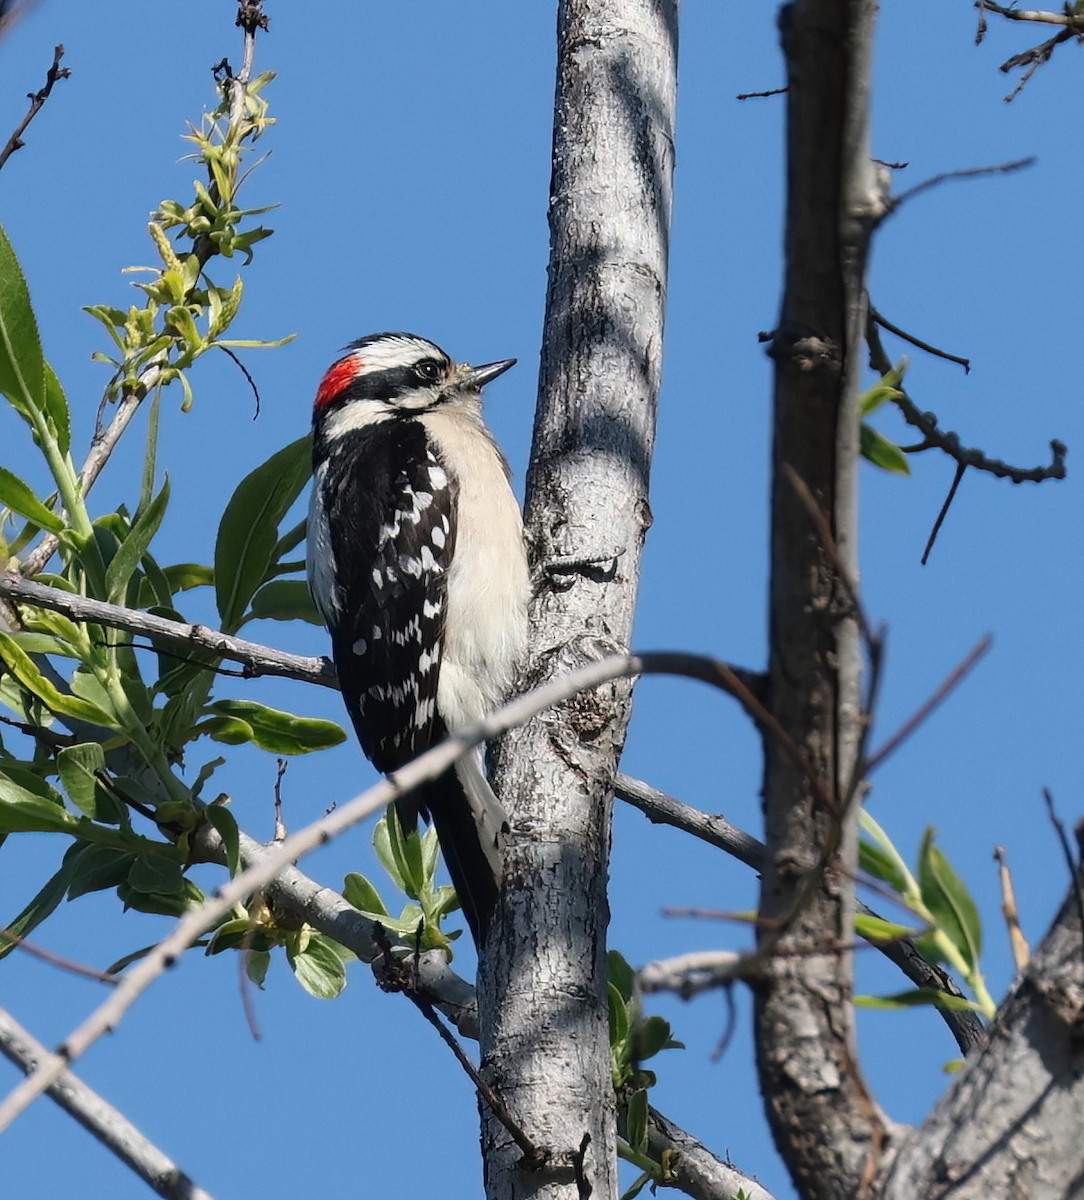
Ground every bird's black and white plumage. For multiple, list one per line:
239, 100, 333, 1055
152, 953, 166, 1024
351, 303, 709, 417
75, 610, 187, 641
306, 332, 529, 947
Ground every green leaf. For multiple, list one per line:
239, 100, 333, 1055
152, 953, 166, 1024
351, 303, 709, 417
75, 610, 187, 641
859, 359, 907, 416
621, 1171, 653, 1200
117, 877, 203, 916
205, 918, 274, 955
246, 948, 271, 987
127, 853, 186, 896
918, 828, 982, 973
385, 804, 424, 901
214, 435, 312, 631
205, 805, 240, 877
858, 811, 916, 899
0, 222, 45, 418
67, 845, 137, 900
853, 987, 982, 1013
373, 813, 407, 894
343, 872, 388, 917
419, 823, 440, 888
43, 363, 71, 456
626, 1088, 648, 1154
0, 787, 79, 833
860, 423, 911, 475
246, 579, 321, 626
635, 1015, 677, 1061
853, 912, 919, 945
0, 634, 115, 726
57, 743, 125, 824
858, 840, 910, 894
608, 980, 630, 1049
106, 477, 170, 603
0, 467, 64, 533
608, 949, 636, 1004
287, 933, 347, 999
203, 698, 345, 755
162, 562, 214, 593
197, 714, 254, 746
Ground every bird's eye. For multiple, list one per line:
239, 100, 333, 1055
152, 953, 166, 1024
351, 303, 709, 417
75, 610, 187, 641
414, 360, 441, 383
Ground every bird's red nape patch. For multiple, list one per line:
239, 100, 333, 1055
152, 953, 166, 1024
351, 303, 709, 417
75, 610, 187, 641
315, 355, 362, 411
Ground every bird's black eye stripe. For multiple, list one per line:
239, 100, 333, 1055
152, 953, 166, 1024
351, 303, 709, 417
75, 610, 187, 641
414, 359, 442, 383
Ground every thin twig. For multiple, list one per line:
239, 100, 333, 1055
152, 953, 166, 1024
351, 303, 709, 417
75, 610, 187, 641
870, 306, 970, 374
216, 343, 262, 419
0, 929, 117, 985
993, 845, 1030, 971
413, 997, 545, 1167
865, 635, 992, 774
20, 8, 267, 579
0, 1006, 215, 1200
0, 647, 787, 1131
0, 43, 70, 174
736, 85, 787, 100
868, 317, 1067, 486
1, 569, 987, 1050
883, 156, 1035, 218
1042, 788, 1084, 958
921, 461, 967, 565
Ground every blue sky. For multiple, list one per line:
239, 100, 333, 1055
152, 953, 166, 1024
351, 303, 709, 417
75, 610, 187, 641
1, 4, 1081, 1198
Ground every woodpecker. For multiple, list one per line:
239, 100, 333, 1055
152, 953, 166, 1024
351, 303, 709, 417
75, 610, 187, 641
306, 332, 529, 948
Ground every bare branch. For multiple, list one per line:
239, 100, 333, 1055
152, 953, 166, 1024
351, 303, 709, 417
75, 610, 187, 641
920, 461, 967, 566
0, 43, 69, 174
638, 951, 742, 999
0, 1006, 215, 1200
615, 773, 764, 869
868, 317, 1068, 486
883, 156, 1035, 218
978, 2, 1084, 26
2, 570, 987, 1052
0, 928, 118, 985
0, 574, 334, 687
869, 306, 970, 374
614, 777, 985, 1053
0, 646, 786, 1131
646, 1106, 778, 1200
864, 635, 993, 774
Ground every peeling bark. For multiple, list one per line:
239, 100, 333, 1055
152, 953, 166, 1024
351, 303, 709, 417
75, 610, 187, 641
480, 1, 678, 1197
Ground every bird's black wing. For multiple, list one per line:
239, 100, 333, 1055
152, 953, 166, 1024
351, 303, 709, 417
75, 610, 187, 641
318, 417, 457, 774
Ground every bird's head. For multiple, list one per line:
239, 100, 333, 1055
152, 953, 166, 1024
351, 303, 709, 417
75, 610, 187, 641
313, 332, 515, 434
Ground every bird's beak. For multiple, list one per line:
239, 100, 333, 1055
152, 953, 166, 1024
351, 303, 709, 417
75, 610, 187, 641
462, 358, 517, 390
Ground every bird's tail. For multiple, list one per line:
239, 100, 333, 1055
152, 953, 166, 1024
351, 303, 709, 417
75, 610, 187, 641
398, 750, 508, 949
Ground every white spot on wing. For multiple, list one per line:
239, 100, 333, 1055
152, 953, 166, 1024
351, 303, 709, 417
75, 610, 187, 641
352, 637, 368, 656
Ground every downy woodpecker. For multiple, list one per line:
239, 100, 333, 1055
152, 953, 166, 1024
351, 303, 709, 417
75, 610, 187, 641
306, 332, 529, 947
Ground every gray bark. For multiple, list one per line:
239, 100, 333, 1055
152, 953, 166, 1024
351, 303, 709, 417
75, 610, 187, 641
881, 881, 1084, 1200
755, 2, 892, 1197
480, 1, 677, 1197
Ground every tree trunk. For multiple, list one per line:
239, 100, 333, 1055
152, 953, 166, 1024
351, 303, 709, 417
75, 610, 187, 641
754, 3, 892, 1197
479, 1, 678, 1197
882, 874, 1084, 1199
